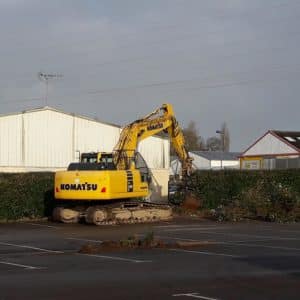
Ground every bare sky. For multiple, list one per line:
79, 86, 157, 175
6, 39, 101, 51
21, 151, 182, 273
0, 0, 299, 150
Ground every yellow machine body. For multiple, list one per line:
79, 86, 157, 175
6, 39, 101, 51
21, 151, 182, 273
52, 104, 192, 225
55, 169, 148, 201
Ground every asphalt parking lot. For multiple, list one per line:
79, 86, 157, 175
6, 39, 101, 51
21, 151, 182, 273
0, 217, 300, 300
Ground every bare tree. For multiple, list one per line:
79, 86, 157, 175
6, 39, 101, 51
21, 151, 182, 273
183, 121, 205, 151
206, 136, 222, 151
170, 121, 204, 154
221, 122, 230, 152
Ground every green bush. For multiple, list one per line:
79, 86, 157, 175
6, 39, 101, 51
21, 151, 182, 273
1, 170, 300, 222
0, 172, 54, 221
188, 170, 300, 222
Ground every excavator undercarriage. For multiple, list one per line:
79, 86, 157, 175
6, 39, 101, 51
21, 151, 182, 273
52, 201, 172, 225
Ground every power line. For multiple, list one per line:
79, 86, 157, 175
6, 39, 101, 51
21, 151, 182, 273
1, 6, 300, 82
29, 28, 300, 81
3, 0, 298, 52
80, 43, 300, 84
1, 67, 299, 108
40, 25, 300, 72
2, 2, 299, 77
2, 59, 300, 106
75, 63, 300, 95
44, 69, 300, 107
0, 97, 43, 105
5, 28, 299, 85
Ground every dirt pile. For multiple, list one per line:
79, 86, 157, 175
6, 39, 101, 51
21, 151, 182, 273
181, 193, 201, 211
78, 232, 214, 254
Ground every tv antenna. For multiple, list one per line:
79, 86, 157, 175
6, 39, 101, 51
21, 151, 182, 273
38, 72, 63, 106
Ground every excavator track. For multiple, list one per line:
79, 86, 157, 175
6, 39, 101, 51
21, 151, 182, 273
52, 202, 172, 225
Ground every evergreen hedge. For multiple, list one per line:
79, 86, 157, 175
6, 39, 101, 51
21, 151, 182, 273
187, 169, 300, 222
0, 172, 54, 221
0, 170, 299, 222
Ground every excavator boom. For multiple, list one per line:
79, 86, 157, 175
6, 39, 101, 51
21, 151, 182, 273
113, 103, 193, 177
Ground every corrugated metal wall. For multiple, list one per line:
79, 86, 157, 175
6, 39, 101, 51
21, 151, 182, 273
24, 110, 74, 167
0, 114, 22, 166
0, 108, 169, 171
138, 136, 169, 169
74, 117, 120, 155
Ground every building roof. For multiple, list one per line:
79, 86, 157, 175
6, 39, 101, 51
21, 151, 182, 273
241, 130, 300, 157
272, 130, 300, 151
191, 151, 241, 161
0, 106, 169, 140
0, 106, 121, 128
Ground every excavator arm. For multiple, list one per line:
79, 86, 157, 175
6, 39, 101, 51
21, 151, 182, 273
113, 103, 193, 177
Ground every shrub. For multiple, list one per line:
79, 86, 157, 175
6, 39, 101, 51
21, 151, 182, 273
1, 170, 300, 222
188, 169, 300, 222
0, 172, 54, 221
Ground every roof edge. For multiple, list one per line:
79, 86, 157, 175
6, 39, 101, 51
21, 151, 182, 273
0, 106, 121, 128
241, 130, 271, 156
240, 130, 300, 157
0, 105, 169, 140
270, 130, 300, 153
239, 153, 299, 158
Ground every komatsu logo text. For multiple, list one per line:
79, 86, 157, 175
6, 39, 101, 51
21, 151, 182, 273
60, 183, 98, 191
147, 123, 163, 131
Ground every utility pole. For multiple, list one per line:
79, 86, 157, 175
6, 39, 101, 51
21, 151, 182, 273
38, 72, 63, 106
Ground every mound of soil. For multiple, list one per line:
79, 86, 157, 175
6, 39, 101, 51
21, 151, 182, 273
79, 236, 215, 254
181, 193, 201, 211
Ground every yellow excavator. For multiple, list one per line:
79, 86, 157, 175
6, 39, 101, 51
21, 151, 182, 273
53, 103, 193, 225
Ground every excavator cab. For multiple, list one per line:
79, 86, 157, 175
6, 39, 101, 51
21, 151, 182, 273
81, 152, 113, 164
134, 152, 152, 184
67, 151, 150, 181
67, 152, 116, 171
80, 152, 99, 163
81, 152, 116, 170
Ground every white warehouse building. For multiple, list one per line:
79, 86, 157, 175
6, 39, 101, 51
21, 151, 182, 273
170, 151, 240, 175
0, 107, 170, 200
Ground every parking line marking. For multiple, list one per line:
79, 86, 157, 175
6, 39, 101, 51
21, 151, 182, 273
0, 261, 42, 270
67, 237, 103, 243
136, 234, 200, 242
156, 234, 256, 243
251, 227, 300, 234
155, 225, 183, 228
156, 235, 272, 244
156, 235, 300, 252
169, 248, 239, 258
156, 234, 300, 253
173, 292, 219, 299
155, 225, 223, 229
154, 235, 199, 242
223, 242, 300, 251
78, 253, 152, 263
278, 229, 300, 234
27, 223, 59, 229
172, 231, 300, 241
0, 242, 64, 254
164, 227, 229, 232
154, 235, 218, 243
